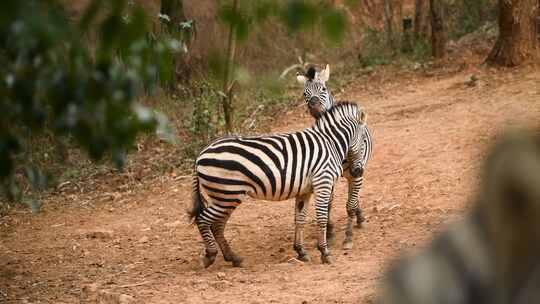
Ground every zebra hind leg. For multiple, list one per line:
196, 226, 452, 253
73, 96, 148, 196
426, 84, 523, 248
343, 179, 359, 250
196, 219, 219, 268
355, 207, 365, 227
211, 220, 243, 267
326, 190, 336, 245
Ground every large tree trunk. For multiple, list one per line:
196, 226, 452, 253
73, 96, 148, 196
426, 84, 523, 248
414, 0, 424, 40
429, 0, 446, 58
487, 0, 540, 66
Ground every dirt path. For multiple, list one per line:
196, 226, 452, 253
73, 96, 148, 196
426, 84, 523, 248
1, 66, 540, 303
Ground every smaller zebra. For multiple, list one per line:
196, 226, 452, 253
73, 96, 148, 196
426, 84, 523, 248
297, 64, 373, 250
189, 102, 368, 267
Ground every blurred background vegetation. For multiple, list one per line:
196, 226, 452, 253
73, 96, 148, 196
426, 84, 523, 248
0, 0, 528, 213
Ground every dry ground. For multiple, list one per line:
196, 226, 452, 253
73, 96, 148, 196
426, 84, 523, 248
1, 65, 540, 303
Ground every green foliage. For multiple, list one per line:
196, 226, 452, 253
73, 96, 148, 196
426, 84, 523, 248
188, 83, 221, 142
359, 28, 393, 67
219, 2, 251, 42
359, 26, 432, 68
448, 0, 498, 38
321, 9, 347, 44
0, 0, 178, 207
217, 0, 348, 44
282, 1, 319, 31
208, 0, 349, 133
409, 38, 432, 62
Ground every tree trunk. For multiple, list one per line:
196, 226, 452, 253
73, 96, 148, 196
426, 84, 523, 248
414, 0, 424, 40
222, 0, 239, 134
160, 0, 186, 34
160, 0, 190, 84
429, 0, 446, 58
402, 18, 413, 52
384, 0, 395, 49
487, 0, 540, 66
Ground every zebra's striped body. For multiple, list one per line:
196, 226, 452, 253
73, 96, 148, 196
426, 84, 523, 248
190, 102, 368, 267
297, 65, 373, 249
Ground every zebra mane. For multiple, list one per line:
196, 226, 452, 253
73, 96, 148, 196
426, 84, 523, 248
314, 101, 358, 126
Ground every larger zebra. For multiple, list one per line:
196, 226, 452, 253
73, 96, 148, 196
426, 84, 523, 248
189, 102, 368, 267
297, 64, 373, 250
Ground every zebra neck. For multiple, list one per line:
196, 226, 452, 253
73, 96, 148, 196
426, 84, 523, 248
327, 93, 335, 110
315, 120, 351, 164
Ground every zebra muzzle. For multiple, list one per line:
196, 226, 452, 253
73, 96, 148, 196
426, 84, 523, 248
350, 166, 364, 178
308, 97, 323, 118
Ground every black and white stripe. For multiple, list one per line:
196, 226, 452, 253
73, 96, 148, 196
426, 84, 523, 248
189, 102, 367, 267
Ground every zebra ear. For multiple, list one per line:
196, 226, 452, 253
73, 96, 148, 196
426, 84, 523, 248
296, 73, 308, 84
319, 64, 330, 82
359, 110, 367, 124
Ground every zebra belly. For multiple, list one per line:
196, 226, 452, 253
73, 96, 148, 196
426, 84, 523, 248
245, 180, 312, 202
197, 160, 314, 202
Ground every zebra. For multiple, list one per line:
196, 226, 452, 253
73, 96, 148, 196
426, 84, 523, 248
189, 102, 368, 267
297, 64, 373, 250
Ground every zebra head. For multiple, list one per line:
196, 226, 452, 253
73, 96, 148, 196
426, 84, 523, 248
297, 64, 334, 119
348, 109, 368, 178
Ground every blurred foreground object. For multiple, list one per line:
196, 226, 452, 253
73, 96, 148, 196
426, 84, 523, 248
380, 128, 540, 304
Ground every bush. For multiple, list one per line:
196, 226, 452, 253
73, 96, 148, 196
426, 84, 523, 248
0, 0, 178, 210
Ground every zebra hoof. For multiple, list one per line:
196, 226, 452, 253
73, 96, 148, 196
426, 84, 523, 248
321, 254, 335, 264
231, 257, 243, 267
342, 240, 353, 250
202, 255, 216, 268
297, 254, 311, 262
356, 213, 365, 227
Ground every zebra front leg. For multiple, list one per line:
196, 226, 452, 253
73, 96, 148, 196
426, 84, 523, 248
343, 166, 366, 228
343, 208, 356, 250
314, 181, 334, 264
294, 193, 312, 262
211, 220, 243, 267
343, 175, 363, 250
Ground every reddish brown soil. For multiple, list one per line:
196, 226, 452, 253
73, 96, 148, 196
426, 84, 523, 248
1, 66, 540, 303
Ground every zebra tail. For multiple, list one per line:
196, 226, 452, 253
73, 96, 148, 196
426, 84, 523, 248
187, 173, 205, 223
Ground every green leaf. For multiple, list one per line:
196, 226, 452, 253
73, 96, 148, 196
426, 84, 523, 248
282, 0, 318, 32
219, 2, 251, 42
253, 0, 278, 23
344, 0, 361, 8
322, 9, 346, 44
